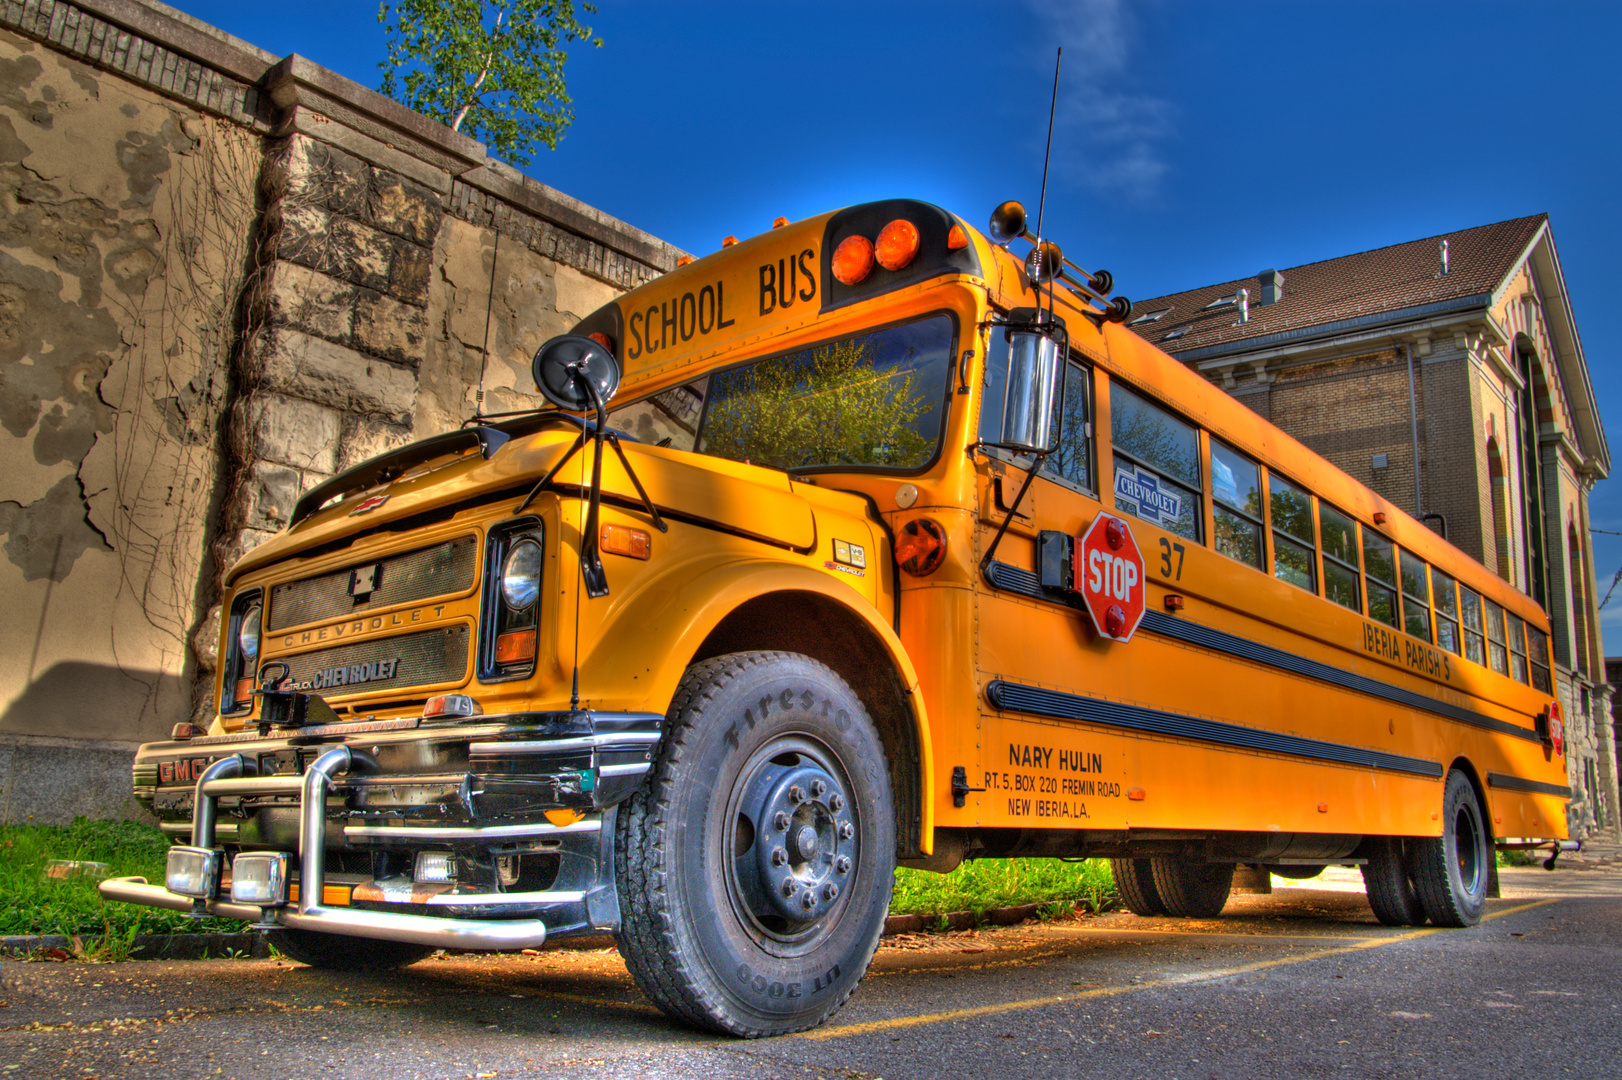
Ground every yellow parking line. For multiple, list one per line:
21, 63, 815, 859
798, 899, 1557, 1041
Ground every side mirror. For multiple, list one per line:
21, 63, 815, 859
997, 329, 1063, 454
532, 334, 622, 412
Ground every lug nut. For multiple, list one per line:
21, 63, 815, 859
838, 822, 854, 840
771, 847, 787, 866
836, 856, 851, 874
788, 785, 804, 804
829, 794, 844, 811
773, 811, 791, 831
810, 779, 826, 798
782, 879, 796, 897
800, 891, 817, 911
823, 883, 839, 901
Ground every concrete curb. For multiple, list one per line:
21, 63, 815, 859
883, 901, 1057, 936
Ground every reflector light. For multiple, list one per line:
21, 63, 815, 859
601, 523, 652, 560
545, 808, 584, 827
772, 216, 790, 229
676, 254, 695, 266
230, 852, 289, 906
831, 234, 875, 286
947, 223, 969, 250
588, 332, 614, 352
722, 235, 739, 247
423, 694, 482, 719
1127, 788, 1146, 801
874, 219, 921, 272
495, 629, 537, 664
895, 518, 948, 576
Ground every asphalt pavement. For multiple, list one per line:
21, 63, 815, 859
3, 856, 1618, 1080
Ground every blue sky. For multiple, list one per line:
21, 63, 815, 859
178, 0, 1622, 649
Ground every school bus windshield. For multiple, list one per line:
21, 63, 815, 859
609, 313, 955, 472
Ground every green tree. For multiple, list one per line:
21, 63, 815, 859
377, 0, 601, 165
702, 339, 933, 471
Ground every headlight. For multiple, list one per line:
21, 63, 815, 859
501, 540, 542, 609
237, 603, 261, 660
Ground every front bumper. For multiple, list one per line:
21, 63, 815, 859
102, 710, 660, 950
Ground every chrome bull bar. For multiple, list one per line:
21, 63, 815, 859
100, 746, 555, 951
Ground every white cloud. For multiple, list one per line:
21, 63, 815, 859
1025, 0, 1172, 201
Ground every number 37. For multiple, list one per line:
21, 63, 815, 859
1158, 537, 1185, 580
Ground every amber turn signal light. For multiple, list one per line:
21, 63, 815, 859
947, 223, 969, 250
495, 629, 537, 664
588, 332, 614, 352
831, 234, 875, 286
895, 517, 948, 576
233, 678, 255, 706
601, 523, 652, 560
874, 219, 921, 272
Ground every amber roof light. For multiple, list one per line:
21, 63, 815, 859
875, 219, 921, 272
832, 234, 875, 286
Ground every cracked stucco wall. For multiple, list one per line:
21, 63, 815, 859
0, 25, 258, 821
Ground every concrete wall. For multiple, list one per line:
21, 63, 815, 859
0, 0, 681, 823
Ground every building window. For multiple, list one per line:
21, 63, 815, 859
1569, 524, 1591, 676
1487, 436, 1513, 584
1211, 439, 1263, 570
1110, 381, 1202, 541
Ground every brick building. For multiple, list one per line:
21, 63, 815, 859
1131, 216, 1618, 838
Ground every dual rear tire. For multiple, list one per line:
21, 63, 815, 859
1111, 857, 1233, 918
1362, 770, 1492, 928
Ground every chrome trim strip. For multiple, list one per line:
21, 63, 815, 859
597, 762, 652, 778
343, 818, 602, 840
468, 732, 662, 756
423, 889, 586, 907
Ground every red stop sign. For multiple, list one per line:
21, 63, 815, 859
1075, 513, 1146, 643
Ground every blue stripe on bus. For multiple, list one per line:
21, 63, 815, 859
1485, 772, 1572, 799
985, 680, 1444, 778
983, 560, 1540, 744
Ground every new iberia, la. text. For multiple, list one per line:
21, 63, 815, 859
987, 742, 1122, 819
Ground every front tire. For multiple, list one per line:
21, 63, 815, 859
615, 652, 896, 1037
1411, 770, 1490, 927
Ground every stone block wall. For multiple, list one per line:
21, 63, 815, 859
0, 0, 683, 821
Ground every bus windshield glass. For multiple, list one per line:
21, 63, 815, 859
611, 315, 954, 473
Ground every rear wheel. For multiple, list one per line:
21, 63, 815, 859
1150, 858, 1234, 917
1360, 837, 1428, 927
1109, 858, 1166, 916
1411, 770, 1490, 927
265, 928, 434, 971
615, 652, 895, 1037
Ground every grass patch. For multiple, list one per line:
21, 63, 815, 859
0, 819, 244, 942
891, 857, 1117, 919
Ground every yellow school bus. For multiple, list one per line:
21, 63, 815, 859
102, 197, 1570, 1037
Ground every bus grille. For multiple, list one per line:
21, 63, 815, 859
279, 625, 471, 695
268, 536, 478, 631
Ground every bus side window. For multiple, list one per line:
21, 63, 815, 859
1210, 439, 1262, 570
1432, 569, 1461, 654
1109, 381, 1202, 542
1400, 551, 1432, 641
1528, 630, 1551, 691
1459, 585, 1486, 665
1041, 360, 1093, 492
1319, 504, 1361, 612
1506, 613, 1528, 683
1268, 473, 1316, 593
1485, 600, 1509, 674
1364, 533, 1399, 629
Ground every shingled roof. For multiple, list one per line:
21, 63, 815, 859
1129, 214, 1547, 360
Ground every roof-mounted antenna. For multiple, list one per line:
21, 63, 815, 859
1033, 47, 1062, 322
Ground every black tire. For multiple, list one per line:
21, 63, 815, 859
265, 928, 434, 971
1149, 858, 1234, 917
1110, 858, 1166, 916
1360, 837, 1428, 927
614, 652, 896, 1037
1411, 770, 1490, 927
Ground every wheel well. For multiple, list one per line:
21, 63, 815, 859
692, 591, 923, 858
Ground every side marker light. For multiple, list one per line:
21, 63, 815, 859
1163, 594, 1184, 611
588, 332, 614, 352
947, 223, 969, 250
832, 234, 875, 286
895, 518, 948, 576
874, 219, 921, 271
1373, 511, 1387, 525
1127, 788, 1146, 801
601, 523, 652, 560
1317, 803, 1329, 813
